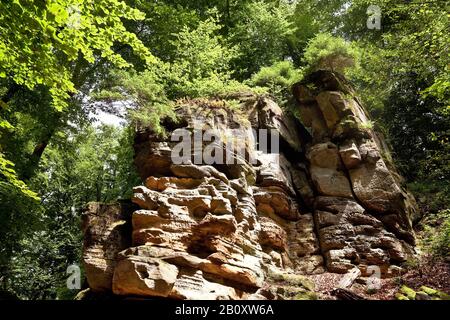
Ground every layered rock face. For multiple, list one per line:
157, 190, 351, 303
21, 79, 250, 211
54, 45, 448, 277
293, 71, 418, 276
82, 71, 418, 299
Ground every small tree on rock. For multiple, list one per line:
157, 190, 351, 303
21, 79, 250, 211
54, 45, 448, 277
303, 33, 358, 74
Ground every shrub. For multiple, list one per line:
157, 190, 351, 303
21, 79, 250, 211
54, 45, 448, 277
303, 33, 358, 73
248, 60, 302, 105
230, 1, 296, 78
164, 16, 245, 99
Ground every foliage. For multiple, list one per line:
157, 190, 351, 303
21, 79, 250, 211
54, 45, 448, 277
122, 1, 201, 62
94, 16, 249, 130
374, 75, 450, 185
303, 33, 358, 73
287, 0, 349, 64
409, 181, 450, 218
346, 44, 391, 115
0, 0, 154, 209
432, 216, 450, 259
249, 60, 302, 104
93, 68, 175, 135
0, 0, 154, 111
0, 153, 39, 200
5, 229, 81, 300
377, 0, 449, 103
2, 124, 140, 299
346, 0, 449, 105
34, 124, 140, 204
165, 16, 247, 98
0, 183, 42, 280
0, 86, 64, 179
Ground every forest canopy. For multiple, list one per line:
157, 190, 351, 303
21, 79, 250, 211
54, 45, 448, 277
0, 0, 448, 299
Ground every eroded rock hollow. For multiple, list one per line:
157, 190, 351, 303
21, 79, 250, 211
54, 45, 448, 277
82, 71, 418, 299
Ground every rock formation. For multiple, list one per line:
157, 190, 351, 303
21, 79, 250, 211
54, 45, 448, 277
82, 71, 418, 299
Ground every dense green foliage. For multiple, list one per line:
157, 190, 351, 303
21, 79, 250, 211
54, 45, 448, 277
303, 33, 358, 73
0, 0, 153, 110
230, 1, 296, 79
418, 209, 450, 260
2, 124, 138, 299
249, 61, 302, 104
0, 0, 448, 299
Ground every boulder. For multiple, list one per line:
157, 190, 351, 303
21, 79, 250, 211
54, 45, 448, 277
112, 254, 178, 297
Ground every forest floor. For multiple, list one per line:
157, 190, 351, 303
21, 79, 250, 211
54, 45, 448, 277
307, 257, 449, 300
307, 216, 450, 300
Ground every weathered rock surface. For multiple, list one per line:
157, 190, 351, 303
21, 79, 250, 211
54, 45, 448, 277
82, 201, 135, 292
82, 71, 418, 299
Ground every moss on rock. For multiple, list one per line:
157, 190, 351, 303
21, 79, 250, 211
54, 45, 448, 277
395, 293, 410, 300
400, 285, 416, 300
395, 285, 450, 300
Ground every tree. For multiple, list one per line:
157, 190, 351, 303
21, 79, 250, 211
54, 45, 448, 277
1, 0, 449, 300
287, 0, 350, 63
119, 1, 201, 62
249, 60, 302, 104
303, 33, 358, 73
166, 15, 245, 98
92, 68, 176, 135
230, 0, 296, 78
94, 15, 246, 124
0, 0, 153, 201
2, 124, 140, 299
348, 0, 449, 103
0, 0, 154, 110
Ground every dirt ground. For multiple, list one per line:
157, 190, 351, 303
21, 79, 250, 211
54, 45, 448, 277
306, 257, 450, 300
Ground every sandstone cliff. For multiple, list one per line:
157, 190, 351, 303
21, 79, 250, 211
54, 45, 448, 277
82, 71, 419, 300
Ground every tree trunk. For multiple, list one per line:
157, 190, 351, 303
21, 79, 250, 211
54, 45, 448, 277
21, 125, 59, 181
